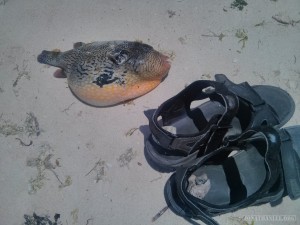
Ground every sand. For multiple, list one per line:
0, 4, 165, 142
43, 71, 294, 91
0, 0, 300, 224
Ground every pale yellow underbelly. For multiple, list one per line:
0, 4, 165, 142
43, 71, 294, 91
70, 79, 162, 107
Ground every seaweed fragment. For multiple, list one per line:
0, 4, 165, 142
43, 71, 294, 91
152, 206, 169, 222
59, 175, 72, 188
167, 10, 176, 18
150, 174, 162, 182
16, 138, 33, 146
0, 119, 23, 136
235, 29, 248, 49
25, 112, 41, 136
86, 218, 93, 225
12, 60, 30, 96
85, 158, 107, 183
228, 216, 255, 225
254, 20, 266, 27
27, 171, 46, 194
0, 112, 41, 137
125, 127, 138, 136
117, 148, 136, 167
27, 148, 52, 194
71, 209, 79, 224
201, 31, 226, 41
24, 213, 61, 225
27, 144, 71, 194
272, 15, 300, 26
178, 36, 187, 44
0, 0, 8, 5
201, 74, 212, 79
231, 0, 248, 10
61, 102, 75, 114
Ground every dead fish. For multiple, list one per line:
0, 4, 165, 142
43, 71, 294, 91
37, 41, 171, 107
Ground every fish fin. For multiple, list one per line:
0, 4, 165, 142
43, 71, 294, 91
37, 50, 64, 68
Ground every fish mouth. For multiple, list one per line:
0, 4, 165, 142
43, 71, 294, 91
134, 51, 171, 79
159, 53, 171, 76
37, 51, 47, 64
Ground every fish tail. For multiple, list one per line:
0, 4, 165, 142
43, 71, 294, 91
37, 50, 65, 68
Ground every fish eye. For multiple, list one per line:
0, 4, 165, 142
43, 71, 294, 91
110, 50, 129, 65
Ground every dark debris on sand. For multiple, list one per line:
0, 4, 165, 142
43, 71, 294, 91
24, 213, 61, 225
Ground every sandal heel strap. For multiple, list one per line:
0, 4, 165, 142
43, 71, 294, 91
280, 127, 300, 199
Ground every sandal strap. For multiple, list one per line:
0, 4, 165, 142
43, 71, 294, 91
215, 74, 264, 106
279, 127, 300, 199
215, 74, 280, 128
174, 127, 283, 223
149, 80, 238, 156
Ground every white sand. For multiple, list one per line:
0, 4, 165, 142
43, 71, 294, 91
0, 0, 300, 224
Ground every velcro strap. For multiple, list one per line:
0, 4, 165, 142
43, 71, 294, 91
279, 129, 300, 199
228, 82, 265, 106
222, 157, 247, 204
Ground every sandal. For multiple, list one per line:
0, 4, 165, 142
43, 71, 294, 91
164, 126, 300, 225
146, 74, 295, 170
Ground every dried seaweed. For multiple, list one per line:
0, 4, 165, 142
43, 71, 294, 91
15, 138, 33, 146
86, 218, 93, 225
70, 209, 79, 224
125, 127, 138, 136
228, 216, 255, 225
24, 213, 61, 225
27, 149, 51, 194
231, 0, 248, 11
85, 158, 107, 183
27, 171, 46, 194
117, 148, 136, 167
12, 60, 31, 96
201, 31, 226, 41
201, 74, 212, 80
0, 112, 41, 137
27, 144, 71, 194
0, 120, 23, 136
178, 36, 187, 44
272, 15, 300, 26
150, 174, 162, 182
61, 102, 75, 114
235, 29, 248, 49
59, 176, 72, 188
152, 206, 169, 222
0, 0, 8, 6
167, 10, 176, 18
25, 112, 41, 136
254, 20, 266, 27
55, 158, 61, 167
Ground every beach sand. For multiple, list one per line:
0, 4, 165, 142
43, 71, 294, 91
0, 0, 300, 224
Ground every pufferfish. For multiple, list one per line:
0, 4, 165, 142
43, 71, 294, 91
37, 41, 171, 107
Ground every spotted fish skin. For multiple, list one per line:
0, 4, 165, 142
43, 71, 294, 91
37, 41, 170, 106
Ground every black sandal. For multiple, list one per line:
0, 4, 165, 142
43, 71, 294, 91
145, 74, 295, 170
164, 126, 300, 225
